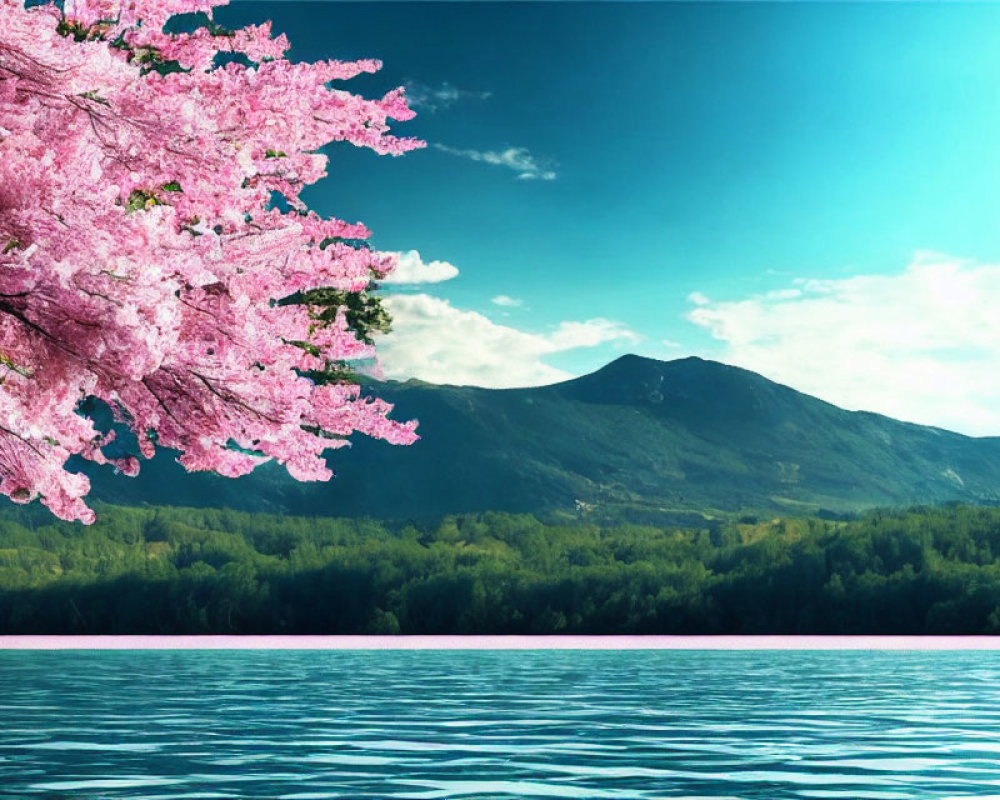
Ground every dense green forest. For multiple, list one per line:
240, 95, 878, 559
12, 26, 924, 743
1, 502, 1000, 634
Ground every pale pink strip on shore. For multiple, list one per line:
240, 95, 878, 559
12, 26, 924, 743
2, 635, 1000, 650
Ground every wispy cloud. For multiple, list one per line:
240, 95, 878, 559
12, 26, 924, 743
434, 144, 557, 181
491, 295, 523, 307
686, 252, 1000, 436
404, 80, 492, 112
378, 294, 639, 387
381, 250, 459, 285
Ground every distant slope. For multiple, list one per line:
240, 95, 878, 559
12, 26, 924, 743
79, 355, 1000, 519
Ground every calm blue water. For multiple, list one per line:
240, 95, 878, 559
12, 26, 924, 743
1, 650, 1000, 798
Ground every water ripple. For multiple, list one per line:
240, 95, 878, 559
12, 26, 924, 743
1, 651, 999, 798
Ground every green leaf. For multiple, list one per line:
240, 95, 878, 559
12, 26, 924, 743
77, 90, 110, 106
125, 189, 160, 214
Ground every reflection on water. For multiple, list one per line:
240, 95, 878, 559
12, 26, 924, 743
1, 650, 999, 798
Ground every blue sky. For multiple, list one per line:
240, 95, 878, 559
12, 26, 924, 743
222, 1, 1000, 435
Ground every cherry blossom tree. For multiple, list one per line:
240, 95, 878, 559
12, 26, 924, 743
0, 0, 422, 523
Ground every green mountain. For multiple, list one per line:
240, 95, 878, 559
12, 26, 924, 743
80, 355, 1000, 520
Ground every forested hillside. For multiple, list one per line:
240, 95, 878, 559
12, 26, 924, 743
76, 356, 1000, 521
2, 502, 999, 634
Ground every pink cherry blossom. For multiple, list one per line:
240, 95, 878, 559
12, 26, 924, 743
0, 0, 423, 522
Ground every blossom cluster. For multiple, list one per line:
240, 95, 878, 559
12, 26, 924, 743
0, 0, 423, 521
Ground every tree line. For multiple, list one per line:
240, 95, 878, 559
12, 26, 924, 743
1, 502, 999, 634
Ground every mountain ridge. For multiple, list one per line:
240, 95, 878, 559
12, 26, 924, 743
77, 355, 1000, 520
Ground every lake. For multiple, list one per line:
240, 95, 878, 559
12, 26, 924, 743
1, 649, 999, 798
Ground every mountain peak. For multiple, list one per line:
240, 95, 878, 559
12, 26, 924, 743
601, 353, 706, 371
559, 353, 762, 405
589, 353, 756, 383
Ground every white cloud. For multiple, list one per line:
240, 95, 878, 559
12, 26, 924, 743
378, 294, 639, 387
491, 295, 523, 307
404, 81, 492, 112
381, 250, 459, 285
686, 252, 1000, 436
434, 143, 557, 181
688, 291, 710, 306
662, 339, 682, 349
765, 288, 802, 301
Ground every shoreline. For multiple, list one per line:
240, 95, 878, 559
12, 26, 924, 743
3, 635, 1000, 650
